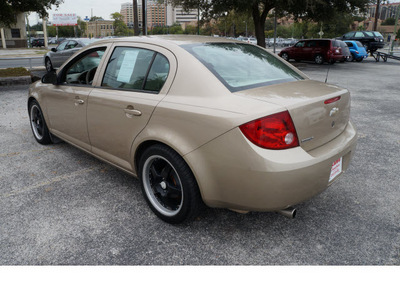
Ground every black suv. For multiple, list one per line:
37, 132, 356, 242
339, 31, 384, 52
31, 38, 45, 47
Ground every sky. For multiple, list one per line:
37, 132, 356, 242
28, 0, 128, 25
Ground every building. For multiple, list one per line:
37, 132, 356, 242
367, 2, 400, 21
0, 13, 27, 48
86, 20, 114, 38
120, 1, 198, 29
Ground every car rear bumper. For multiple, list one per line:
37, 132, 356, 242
185, 121, 357, 211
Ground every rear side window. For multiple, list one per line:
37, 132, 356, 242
318, 40, 329, 47
102, 47, 169, 92
345, 42, 353, 47
344, 32, 354, 38
182, 43, 304, 92
355, 32, 365, 37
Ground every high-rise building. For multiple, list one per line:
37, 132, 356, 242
120, 1, 198, 29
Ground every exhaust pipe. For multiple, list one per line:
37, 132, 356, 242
277, 207, 297, 219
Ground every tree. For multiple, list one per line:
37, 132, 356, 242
90, 16, 104, 21
171, 0, 370, 47
0, 0, 63, 27
111, 12, 129, 36
382, 18, 396, 26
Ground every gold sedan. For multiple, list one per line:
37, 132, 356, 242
28, 36, 357, 223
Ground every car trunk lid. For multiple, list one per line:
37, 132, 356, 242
236, 79, 351, 151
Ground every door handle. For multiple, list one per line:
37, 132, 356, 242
124, 106, 142, 117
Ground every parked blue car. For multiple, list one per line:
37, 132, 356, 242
344, 41, 368, 62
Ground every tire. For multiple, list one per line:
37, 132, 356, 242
281, 52, 289, 61
138, 144, 204, 224
28, 99, 52, 145
314, 54, 324, 65
356, 57, 363, 62
45, 57, 53, 72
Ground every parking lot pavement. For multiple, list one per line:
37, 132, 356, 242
0, 57, 399, 265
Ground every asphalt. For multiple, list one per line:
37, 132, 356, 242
0, 56, 399, 265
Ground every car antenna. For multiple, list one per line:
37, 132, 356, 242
325, 63, 331, 83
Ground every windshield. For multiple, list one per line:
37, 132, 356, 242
181, 43, 304, 92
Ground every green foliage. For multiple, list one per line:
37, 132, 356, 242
0, 0, 63, 27
382, 18, 395, 26
90, 16, 103, 21
111, 12, 129, 36
171, 0, 370, 46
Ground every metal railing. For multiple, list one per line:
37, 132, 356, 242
0, 57, 42, 70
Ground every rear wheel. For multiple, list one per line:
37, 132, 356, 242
29, 100, 52, 145
314, 54, 324, 65
356, 57, 363, 62
138, 144, 204, 224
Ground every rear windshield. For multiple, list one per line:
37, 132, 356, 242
181, 43, 303, 92
356, 41, 364, 47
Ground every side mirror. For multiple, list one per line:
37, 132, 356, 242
42, 70, 58, 85
51, 48, 57, 52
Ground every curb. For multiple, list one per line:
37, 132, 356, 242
0, 76, 32, 87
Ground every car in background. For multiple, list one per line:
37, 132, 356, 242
31, 38, 45, 47
337, 40, 351, 62
339, 31, 384, 52
345, 41, 368, 62
278, 39, 343, 64
44, 38, 100, 72
29, 36, 357, 224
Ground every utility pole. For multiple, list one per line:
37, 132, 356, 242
142, 0, 147, 35
373, 0, 381, 31
133, 0, 139, 35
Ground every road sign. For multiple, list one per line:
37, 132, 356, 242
84, 16, 90, 22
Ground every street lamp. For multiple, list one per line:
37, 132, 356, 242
243, 20, 247, 37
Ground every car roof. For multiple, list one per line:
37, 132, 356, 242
86, 35, 252, 47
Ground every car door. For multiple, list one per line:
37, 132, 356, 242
63, 40, 82, 61
303, 40, 316, 61
86, 43, 177, 171
51, 41, 69, 66
44, 46, 107, 150
292, 41, 305, 60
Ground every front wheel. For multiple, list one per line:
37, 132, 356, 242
281, 52, 289, 61
138, 144, 204, 224
29, 100, 52, 145
45, 57, 53, 72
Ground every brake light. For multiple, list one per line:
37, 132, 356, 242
355, 51, 359, 54
324, 96, 341, 104
239, 111, 299, 150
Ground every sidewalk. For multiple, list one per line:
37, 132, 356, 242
0, 47, 50, 58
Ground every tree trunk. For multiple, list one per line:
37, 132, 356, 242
251, 1, 272, 48
133, 0, 139, 36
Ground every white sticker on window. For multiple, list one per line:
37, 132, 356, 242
117, 50, 139, 83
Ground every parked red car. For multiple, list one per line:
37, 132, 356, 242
278, 39, 344, 64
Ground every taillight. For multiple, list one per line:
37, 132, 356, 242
239, 111, 299, 150
355, 51, 359, 54
324, 96, 341, 104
